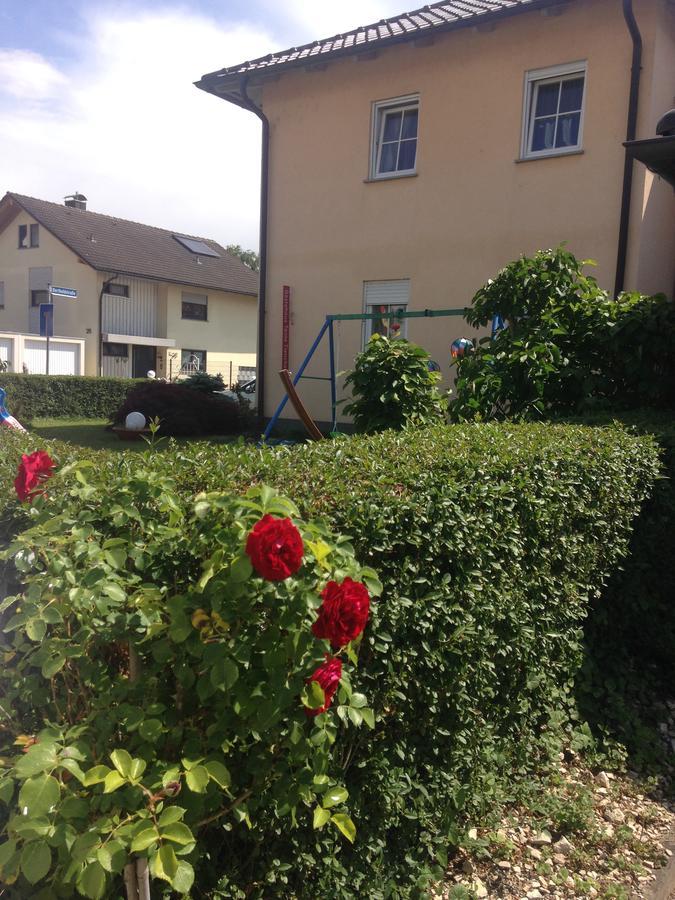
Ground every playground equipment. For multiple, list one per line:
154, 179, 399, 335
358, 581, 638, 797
0, 388, 26, 431
450, 337, 474, 359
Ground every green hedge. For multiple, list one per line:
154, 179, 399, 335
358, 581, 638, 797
0, 373, 142, 420
0, 422, 660, 897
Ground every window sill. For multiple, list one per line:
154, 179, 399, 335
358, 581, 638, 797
515, 149, 584, 163
364, 172, 418, 183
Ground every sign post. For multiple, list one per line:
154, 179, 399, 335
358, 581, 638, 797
282, 285, 290, 371
43, 285, 78, 375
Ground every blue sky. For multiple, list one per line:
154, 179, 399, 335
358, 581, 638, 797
0, 1, 404, 247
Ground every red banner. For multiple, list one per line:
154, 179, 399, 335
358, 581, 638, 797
282, 285, 290, 370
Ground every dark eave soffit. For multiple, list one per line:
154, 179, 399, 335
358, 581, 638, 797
624, 136, 675, 189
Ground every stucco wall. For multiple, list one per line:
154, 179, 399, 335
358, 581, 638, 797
0, 211, 99, 373
258, 0, 672, 422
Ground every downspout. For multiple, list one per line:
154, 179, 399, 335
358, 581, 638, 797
614, 0, 643, 296
239, 76, 269, 420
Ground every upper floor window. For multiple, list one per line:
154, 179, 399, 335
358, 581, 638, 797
522, 62, 587, 159
182, 292, 208, 321
104, 281, 129, 297
371, 96, 419, 179
18, 224, 39, 249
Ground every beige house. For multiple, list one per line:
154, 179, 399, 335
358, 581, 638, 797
198, 0, 675, 426
0, 193, 257, 382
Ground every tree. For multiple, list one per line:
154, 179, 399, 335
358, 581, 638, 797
226, 244, 260, 272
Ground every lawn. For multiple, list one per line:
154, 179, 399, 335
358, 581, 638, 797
29, 418, 238, 451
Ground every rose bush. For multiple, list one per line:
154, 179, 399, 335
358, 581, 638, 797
0, 459, 378, 898
312, 578, 370, 649
13, 449, 55, 502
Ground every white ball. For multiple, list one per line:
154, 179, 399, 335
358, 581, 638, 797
125, 411, 146, 431
147, 369, 156, 379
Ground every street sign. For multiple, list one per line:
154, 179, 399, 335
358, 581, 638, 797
39, 303, 54, 338
50, 286, 78, 299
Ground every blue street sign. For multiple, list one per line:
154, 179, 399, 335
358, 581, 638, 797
40, 303, 54, 338
50, 286, 78, 299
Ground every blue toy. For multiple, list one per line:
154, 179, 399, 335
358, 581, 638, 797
450, 337, 474, 359
0, 388, 26, 431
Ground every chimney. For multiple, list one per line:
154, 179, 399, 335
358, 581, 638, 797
64, 192, 87, 210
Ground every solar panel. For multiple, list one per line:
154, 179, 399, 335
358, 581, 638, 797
173, 235, 220, 257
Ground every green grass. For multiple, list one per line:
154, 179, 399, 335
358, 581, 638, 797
29, 418, 239, 452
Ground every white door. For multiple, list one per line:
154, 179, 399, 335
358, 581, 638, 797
24, 340, 79, 375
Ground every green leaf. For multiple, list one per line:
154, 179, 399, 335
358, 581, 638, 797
152, 844, 178, 882
96, 840, 126, 875
171, 860, 195, 894
129, 758, 146, 781
350, 693, 367, 708
322, 786, 349, 808
103, 771, 126, 793
102, 583, 126, 603
330, 813, 356, 843
160, 823, 194, 846
41, 654, 66, 678
110, 749, 132, 778
26, 618, 47, 642
131, 827, 159, 853
18, 774, 60, 816
306, 680, 325, 709
360, 707, 376, 729
205, 760, 231, 789
0, 838, 17, 868
222, 658, 239, 689
348, 707, 363, 727
78, 861, 107, 899
0, 777, 14, 804
20, 840, 51, 884
185, 765, 209, 793
59, 758, 86, 783
158, 806, 185, 827
313, 807, 331, 829
14, 743, 59, 778
230, 555, 253, 583
83, 765, 111, 786
138, 718, 163, 742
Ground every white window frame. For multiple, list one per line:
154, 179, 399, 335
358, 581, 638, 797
521, 61, 587, 160
363, 279, 410, 345
370, 94, 420, 180
181, 292, 208, 322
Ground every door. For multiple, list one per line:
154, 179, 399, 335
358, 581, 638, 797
24, 340, 79, 375
132, 345, 156, 378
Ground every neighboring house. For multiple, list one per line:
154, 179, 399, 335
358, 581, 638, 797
0, 192, 258, 381
197, 0, 675, 425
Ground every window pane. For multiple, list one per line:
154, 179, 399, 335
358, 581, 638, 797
182, 301, 207, 321
30, 224, 39, 247
559, 77, 584, 113
382, 111, 402, 142
531, 117, 556, 151
535, 81, 559, 117
379, 142, 398, 173
401, 108, 418, 139
555, 111, 581, 147
397, 139, 417, 171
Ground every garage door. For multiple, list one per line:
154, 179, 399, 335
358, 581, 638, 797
24, 340, 80, 375
0, 337, 12, 370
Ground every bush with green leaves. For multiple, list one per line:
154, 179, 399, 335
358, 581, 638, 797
449, 246, 675, 421
0, 459, 377, 898
0, 374, 143, 420
0, 421, 661, 897
180, 371, 226, 393
344, 333, 446, 432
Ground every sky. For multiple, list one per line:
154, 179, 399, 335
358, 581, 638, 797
0, 0, 406, 249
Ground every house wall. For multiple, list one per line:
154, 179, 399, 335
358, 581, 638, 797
164, 284, 257, 383
0, 211, 99, 373
258, 0, 672, 422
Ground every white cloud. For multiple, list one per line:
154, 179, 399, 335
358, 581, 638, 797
0, 2, 407, 247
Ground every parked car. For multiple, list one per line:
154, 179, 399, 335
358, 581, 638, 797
217, 377, 257, 409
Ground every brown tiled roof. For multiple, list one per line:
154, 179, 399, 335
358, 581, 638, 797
197, 0, 567, 101
2, 193, 258, 296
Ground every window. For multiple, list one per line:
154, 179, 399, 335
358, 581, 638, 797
31, 290, 48, 308
181, 349, 206, 372
522, 62, 586, 159
173, 235, 220, 257
18, 224, 39, 248
102, 342, 128, 358
363, 279, 410, 343
371, 96, 419, 179
182, 292, 208, 321
104, 281, 129, 297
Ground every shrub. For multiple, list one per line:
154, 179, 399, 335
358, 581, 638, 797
0, 461, 377, 898
0, 374, 141, 420
344, 334, 446, 432
180, 371, 226, 393
112, 382, 241, 437
449, 247, 675, 421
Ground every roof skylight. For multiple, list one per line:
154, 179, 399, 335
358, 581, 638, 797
173, 235, 220, 257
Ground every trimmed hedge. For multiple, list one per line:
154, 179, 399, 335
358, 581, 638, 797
0, 422, 660, 897
0, 373, 141, 419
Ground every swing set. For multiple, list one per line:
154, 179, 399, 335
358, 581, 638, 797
263, 306, 473, 442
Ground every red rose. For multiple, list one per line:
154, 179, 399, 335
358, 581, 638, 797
312, 577, 370, 649
245, 514, 303, 581
14, 450, 56, 503
305, 656, 342, 717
